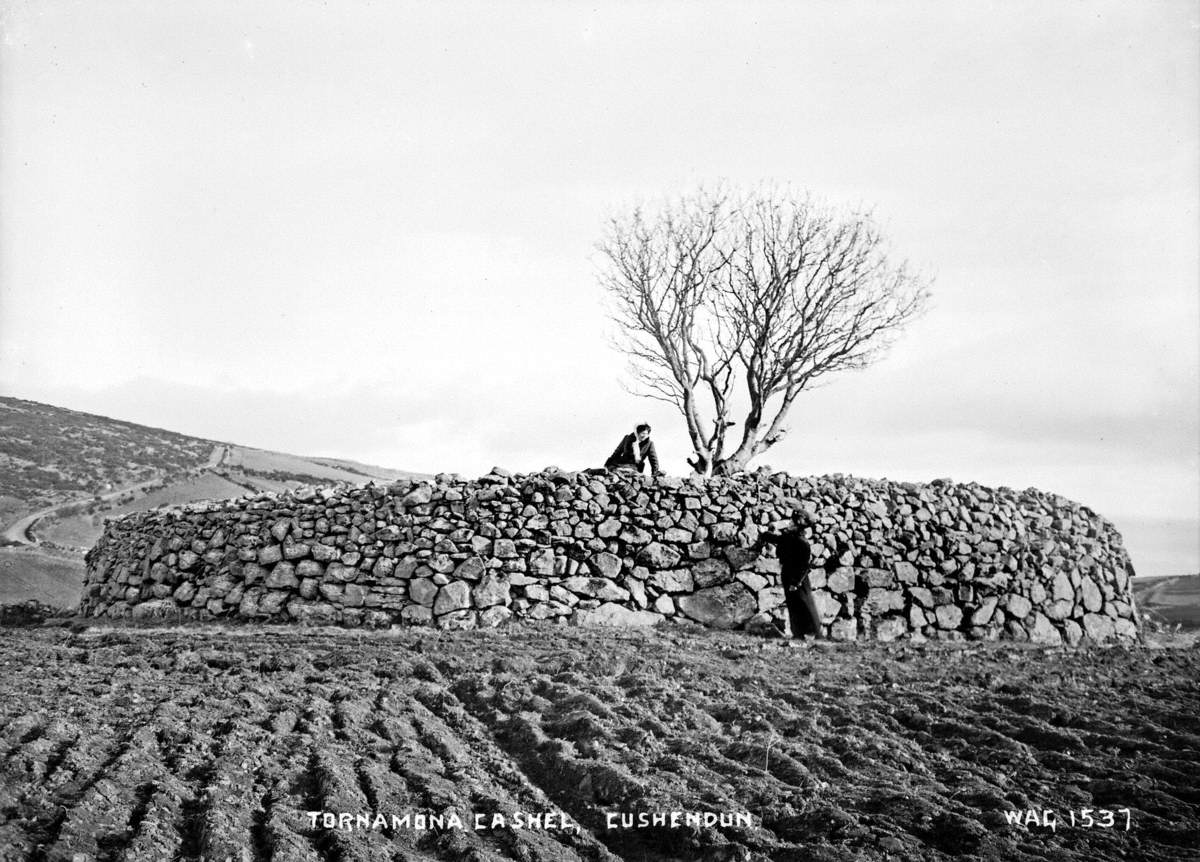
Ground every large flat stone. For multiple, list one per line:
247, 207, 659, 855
575, 603, 663, 627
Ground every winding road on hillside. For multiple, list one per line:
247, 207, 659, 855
0, 445, 227, 547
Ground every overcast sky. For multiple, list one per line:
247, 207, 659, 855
1, 1, 1197, 575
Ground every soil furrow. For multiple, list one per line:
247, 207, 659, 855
1, 624, 1196, 861
119, 773, 191, 862
36, 726, 161, 862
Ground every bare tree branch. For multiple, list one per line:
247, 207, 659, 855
598, 185, 931, 475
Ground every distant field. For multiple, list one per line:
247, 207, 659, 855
310, 454, 423, 481
31, 513, 100, 549
223, 446, 419, 484
0, 547, 83, 606
36, 472, 254, 551
102, 471, 252, 517
1133, 574, 1200, 630
31, 448, 425, 553
224, 473, 296, 494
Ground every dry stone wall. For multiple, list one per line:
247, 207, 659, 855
80, 470, 1141, 644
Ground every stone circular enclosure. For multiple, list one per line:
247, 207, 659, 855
81, 470, 1140, 644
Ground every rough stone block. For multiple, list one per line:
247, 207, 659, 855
326, 562, 357, 583
528, 548, 556, 575
311, 543, 338, 562
1028, 612, 1063, 645
260, 591, 289, 616
562, 576, 629, 602
893, 561, 919, 584
283, 541, 309, 560
863, 568, 897, 589
638, 542, 682, 569
1062, 619, 1083, 646
875, 617, 907, 642
737, 572, 768, 593
479, 606, 512, 628
863, 588, 904, 614
677, 583, 756, 629
1082, 613, 1116, 642
401, 605, 432, 624
625, 577, 648, 608
1006, 594, 1032, 619
970, 596, 999, 626
296, 559, 324, 578
587, 552, 622, 579
1052, 571, 1074, 603
318, 582, 344, 602
408, 578, 437, 607
1079, 576, 1103, 613
265, 562, 299, 589
826, 568, 855, 594
934, 604, 963, 630
1045, 599, 1073, 621
434, 582, 472, 616
687, 541, 713, 560
812, 590, 841, 624
829, 619, 858, 641
648, 569, 694, 593
692, 558, 733, 588
454, 556, 487, 581
472, 574, 511, 608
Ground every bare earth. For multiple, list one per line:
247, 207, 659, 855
0, 622, 1197, 862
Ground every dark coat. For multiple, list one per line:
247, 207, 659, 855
758, 525, 821, 637
604, 433, 660, 476
759, 528, 812, 577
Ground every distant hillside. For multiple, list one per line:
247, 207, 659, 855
0, 396, 216, 518
0, 395, 425, 607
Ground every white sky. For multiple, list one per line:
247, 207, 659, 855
1, 1, 1197, 575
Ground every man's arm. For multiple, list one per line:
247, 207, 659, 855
646, 441, 660, 476
606, 435, 628, 466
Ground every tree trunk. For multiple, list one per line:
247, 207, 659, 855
713, 450, 752, 475
718, 409, 763, 474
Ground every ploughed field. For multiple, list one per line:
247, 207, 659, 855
0, 623, 1197, 862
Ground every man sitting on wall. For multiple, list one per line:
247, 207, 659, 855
757, 505, 822, 638
604, 423, 660, 477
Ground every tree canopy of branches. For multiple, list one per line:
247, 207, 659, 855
598, 186, 931, 475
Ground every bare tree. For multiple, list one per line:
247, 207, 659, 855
598, 186, 931, 475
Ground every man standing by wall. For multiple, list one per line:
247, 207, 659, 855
757, 506, 822, 638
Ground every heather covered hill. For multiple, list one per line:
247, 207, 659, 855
0, 396, 421, 522
0, 396, 423, 606
0, 396, 216, 517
